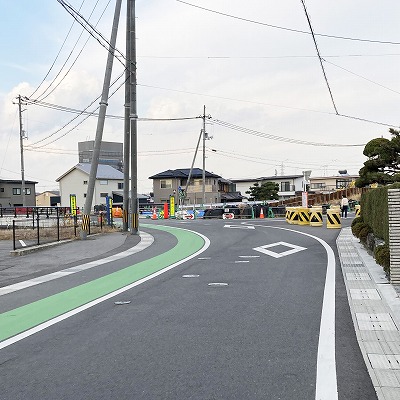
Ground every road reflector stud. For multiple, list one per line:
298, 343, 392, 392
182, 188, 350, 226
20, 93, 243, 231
327, 208, 341, 229
208, 283, 228, 287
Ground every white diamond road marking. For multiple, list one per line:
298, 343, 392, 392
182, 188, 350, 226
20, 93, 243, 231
253, 241, 307, 258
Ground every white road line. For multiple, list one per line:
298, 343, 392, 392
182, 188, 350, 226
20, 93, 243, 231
0, 229, 210, 350
0, 232, 154, 296
19, 240, 27, 247
249, 224, 338, 400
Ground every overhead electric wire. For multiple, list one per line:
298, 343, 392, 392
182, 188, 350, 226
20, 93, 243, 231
211, 119, 366, 147
300, 0, 338, 115
323, 59, 400, 96
57, 0, 127, 69
29, 0, 86, 98
36, 0, 111, 102
176, 0, 400, 46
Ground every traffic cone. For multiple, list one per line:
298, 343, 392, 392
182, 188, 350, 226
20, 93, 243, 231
260, 207, 265, 219
151, 207, 158, 220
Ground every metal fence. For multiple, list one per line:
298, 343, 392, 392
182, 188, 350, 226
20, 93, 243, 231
7, 207, 108, 251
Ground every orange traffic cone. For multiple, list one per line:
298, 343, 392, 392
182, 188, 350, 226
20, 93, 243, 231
260, 207, 265, 219
151, 207, 158, 220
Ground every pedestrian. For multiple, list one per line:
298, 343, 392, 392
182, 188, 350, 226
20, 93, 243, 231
341, 195, 349, 218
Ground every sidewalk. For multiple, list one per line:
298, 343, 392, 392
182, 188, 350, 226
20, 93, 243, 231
337, 228, 400, 400
0, 232, 137, 288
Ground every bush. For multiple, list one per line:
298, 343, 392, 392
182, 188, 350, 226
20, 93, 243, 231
359, 224, 373, 242
375, 244, 390, 276
351, 216, 363, 227
352, 222, 367, 238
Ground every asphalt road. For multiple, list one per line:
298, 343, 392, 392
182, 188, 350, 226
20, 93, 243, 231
0, 218, 377, 399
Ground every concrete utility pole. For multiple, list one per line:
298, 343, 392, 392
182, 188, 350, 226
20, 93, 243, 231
81, 0, 122, 239
122, 0, 131, 232
202, 105, 206, 206
18, 95, 26, 207
129, 0, 139, 235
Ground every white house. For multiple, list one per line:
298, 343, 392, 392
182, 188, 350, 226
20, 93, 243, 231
56, 163, 124, 211
231, 175, 304, 200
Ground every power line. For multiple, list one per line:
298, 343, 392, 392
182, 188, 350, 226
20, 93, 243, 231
211, 119, 366, 147
176, 0, 400, 45
300, 0, 338, 114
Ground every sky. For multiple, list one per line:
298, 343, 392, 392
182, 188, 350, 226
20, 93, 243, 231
1, 0, 400, 194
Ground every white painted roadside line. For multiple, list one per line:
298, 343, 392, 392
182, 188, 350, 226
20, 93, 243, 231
248, 223, 338, 400
0, 229, 210, 351
0, 232, 154, 297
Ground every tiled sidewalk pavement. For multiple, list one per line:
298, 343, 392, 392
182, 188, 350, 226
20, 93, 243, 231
337, 228, 400, 400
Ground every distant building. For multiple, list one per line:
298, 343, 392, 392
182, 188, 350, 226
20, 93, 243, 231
78, 140, 123, 172
56, 163, 124, 211
149, 168, 242, 204
309, 175, 358, 192
0, 179, 37, 207
232, 175, 304, 200
36, 191, 60, 207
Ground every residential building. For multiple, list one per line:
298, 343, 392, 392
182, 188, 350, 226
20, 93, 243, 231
56, 163, 124, 211
78, 141, 123, 172
309, 175, 358, 192
232, 175, 304, 200
36, 191, 60, 207
149, 168, 242, 204
0, 179, 37, 207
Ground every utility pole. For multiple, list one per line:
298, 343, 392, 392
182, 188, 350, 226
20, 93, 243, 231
123, 0, 131, 232
129, 0, 139, 235
202, 105, 206, 206
18, 95, 26, 207
80, 0, 122, 239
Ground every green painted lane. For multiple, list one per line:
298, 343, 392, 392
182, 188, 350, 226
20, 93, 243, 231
0, 224, 205, 343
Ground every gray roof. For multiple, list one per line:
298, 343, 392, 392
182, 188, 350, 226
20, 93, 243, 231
149, 168, 221, 180
231, 175, 303, 183
56, 163, 124, 181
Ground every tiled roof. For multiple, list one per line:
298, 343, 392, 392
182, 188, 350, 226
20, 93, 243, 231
149, 168, 221, 179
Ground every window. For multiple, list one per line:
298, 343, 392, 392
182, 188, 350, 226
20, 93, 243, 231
280, 181, 290, 192
25, 188, 31, 195
83, 180, 88, 185
84, 193, 87, 198
336, 179, 350, 189
12, 188, 21, 195
0, 188, 4, 192
99, 180, 108, 185
100, 193, 108, 198
160, 179, 172, 189
118, 182, 123, 190
310, 183, 324, 189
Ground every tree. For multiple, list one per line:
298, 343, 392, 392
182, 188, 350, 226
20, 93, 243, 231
356, 128, 400, 187
245, 181, 279, 201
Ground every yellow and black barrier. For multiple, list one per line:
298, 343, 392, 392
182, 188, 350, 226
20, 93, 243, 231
326, 208, 341, 229
297, 207, 310, 226
287, 207, 299, 224
355, 204, 361, 217
310, 207, 323, 227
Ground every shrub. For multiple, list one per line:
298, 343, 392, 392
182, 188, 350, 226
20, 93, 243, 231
352, 222, 367, 238
359, 224, 373, 242
375, 244, 390, 276
351, 216, 363, 227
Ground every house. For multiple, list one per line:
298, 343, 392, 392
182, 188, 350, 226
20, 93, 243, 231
0, 179, 37, 207
149, 168, 242, 204
231, 175, 304, 200
309, 174, 358, 192
56, 163, 124, 211
36, 191, 60, 207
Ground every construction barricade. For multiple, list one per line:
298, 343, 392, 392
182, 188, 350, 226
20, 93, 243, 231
297, 207, 310, 226
326, 208, 341, 229
287, 207, 299, 225
309, 207, 323, 227
355, 204, 361, 217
